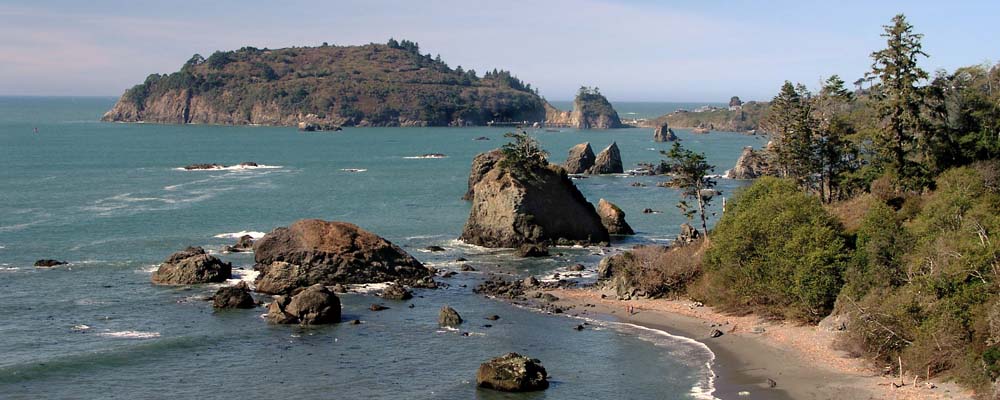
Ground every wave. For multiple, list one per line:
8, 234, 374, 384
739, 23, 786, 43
340, 168, 367, 173
403, 154, 447, 159
213, 231, 266, 240
173, 164, 282, 171
98, 330, 161, 339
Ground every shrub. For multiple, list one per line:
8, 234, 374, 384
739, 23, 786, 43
605, 241, 705, 299
701, 177, 848, 322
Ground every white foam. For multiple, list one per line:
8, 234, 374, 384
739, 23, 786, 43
99, 330, 161, 339
214, 231, 266, 240
340, 168, 367, 173
173, 164, 282, 171
225, 269, 259, 288
71, 324, 91, 331
403, 154, 447, 159
347, 282, 390, 293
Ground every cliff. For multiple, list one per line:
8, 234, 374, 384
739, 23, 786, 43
543, 87, 624, 129
103, 41, 546, 127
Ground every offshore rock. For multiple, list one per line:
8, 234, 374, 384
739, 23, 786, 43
587, 142, 623, 174
265, 284, 341, 325
212, 282, 256, 309
151, 246, 232, 285
597, 199, 634, 235
653, 123, 677, 142
476, 353, 549, 392
562, 142, 596, 174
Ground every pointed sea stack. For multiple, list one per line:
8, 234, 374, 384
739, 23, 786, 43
653, 123, 677, 142
563, 142, 596, 174
587, 142, 623, 174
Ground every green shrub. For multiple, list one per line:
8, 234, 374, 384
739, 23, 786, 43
702, 177, 847, 322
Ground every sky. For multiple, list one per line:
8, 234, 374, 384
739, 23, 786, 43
1, 0, 997, 102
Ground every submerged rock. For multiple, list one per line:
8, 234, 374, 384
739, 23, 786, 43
252, 219, 430, 294
152, 246, 232, 285
653, 123, 677, 142
265, 284, 341, 325
33, 259, 67, 268
476, 353, 549, 392
563, 142, 596, 174
597, 199, 634, 235
586, 142, 623, 174
460, 151, 609, 248
212, 282, 256, 309
439, 305, 463, 327
183, 163, 224, 170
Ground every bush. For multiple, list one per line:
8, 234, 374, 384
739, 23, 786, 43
701, 177, 848, 322
604, 241, 705, 299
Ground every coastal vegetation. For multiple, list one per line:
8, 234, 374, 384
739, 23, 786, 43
605, 14, 1000, 394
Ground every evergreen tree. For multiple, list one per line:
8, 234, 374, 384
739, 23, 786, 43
662, 142, 717, 237
813, 75, 857, 202
870, 14, 930, 189
763, 81, 817, 192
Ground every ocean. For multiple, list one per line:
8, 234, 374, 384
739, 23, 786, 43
0, 97, 764, 399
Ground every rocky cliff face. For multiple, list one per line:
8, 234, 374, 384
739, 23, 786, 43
562, 142, 596, 174
463, 149, 504, 200
727, 146, 772, 179
103, 43, 546, 127
460, 152, 609, 247
587, 142, 623, 174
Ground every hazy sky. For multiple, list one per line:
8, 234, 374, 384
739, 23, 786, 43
1, 1, 997, 101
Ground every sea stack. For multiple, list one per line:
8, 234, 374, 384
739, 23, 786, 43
563, 142, 596, 174
151, 246, 232, 285
587, 142, 623, 174
653, 123, 677, 142
476, 353, 549, 392
598, 199, 634, 235
727, 146, 771, 179
460, 150, 609, 248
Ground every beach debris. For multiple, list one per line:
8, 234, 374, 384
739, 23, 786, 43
34, 259, 67, 268
709, 329, 724, 338
439, 305, 463, 327
767, 378, 777, 388
477, 353, 549, 392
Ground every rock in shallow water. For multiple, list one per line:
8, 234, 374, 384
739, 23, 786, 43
379, 283, 413, 301
266, 284, 341, 325
439, 305, 463, 327
33, 259, 67, 268
212, 282, 256, 309
476, 353, 549, 392
597, 199, 634, 235
152, 246, 231, 285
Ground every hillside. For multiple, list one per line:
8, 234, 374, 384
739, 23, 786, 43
644, 101, 769, 133
102, 40, 547, 127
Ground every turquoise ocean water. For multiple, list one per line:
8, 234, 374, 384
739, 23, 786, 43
0, 97, 765, 399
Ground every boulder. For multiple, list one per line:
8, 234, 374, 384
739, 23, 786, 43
212, 282, 256, 309
252, 220, 430, 294
516, 244, 549, 258
567, 264, 585, 272
224, 234, 255, 253
523, 276, 539, 288
677, 223, 701, 244
587, 142, 623, 174
439, 305, 463, 327
727, 146, 771, 179
460, 151, 609, 248
462, 149, 504, 200
476, 353, 549, 392
380, 282, 413, 301
265, 284, 341, 325
33, 259, 67, 268
597, 199, 634, 235
152, 246, 232, 285
562, 142, 596, 174
653, 123, 677, 142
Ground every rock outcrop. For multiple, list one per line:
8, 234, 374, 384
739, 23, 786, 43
265, 284, 341, 325
677, 223, 701, 244
223, 234, 255, 253
253, 219, 430, 294
598, 199, 634, 235
562, 143, 596, 174
460, 152, 609, 248
33, 259, 67, 268
151, 247, 232, 285
476, 353, 549, 392
543, 87, 624, 129
516, 244, 550, 258
380, 283, 413, 301
587, 142, 623, 174
463, 149, 504, 200
727, 146, 772, 179
653, 123, 677, 142
212, 282, 256, 309
439, 305, 463, 327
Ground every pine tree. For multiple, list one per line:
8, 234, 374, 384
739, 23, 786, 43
763, 81, 817, 192
813, 75, 857, 202
662, 142, 717, 237
870, 14, 929, 188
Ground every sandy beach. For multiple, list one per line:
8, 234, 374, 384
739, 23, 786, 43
537, 287, 975, 400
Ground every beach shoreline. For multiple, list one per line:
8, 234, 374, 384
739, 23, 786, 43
525, 287, 973, 400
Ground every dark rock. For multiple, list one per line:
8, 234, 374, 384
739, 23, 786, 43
455, 257, 468, 262
212, 282, 256, 309
460, 264, 476, 272
183, 163, 223, 170
586, 142, 623, 174
566, 264, 585, 272
485, 315, 500, 321
265, 284, 341, 325
460, 150, 610, 248
33, 259, 67, 268
642, 208, 657, 214
574, 324, 585, 331
630, 181, 646, 187
540, 293, 559, 302
380, 283, 413, 301
370, 304, 389, 311
474, 136, 490, 141
563, 142, 596, 174
152, 247, 232, 285
238, 161, 259, 167
224, 234, 255, 253
351, 319, 361, 325
709, 329, 724, 338
653, 122, 678, 142
476, 353, 549, 392
441, 271, 457, 278
439, 305, 463, 327
516, 244, 549, 258
331, 284, 348, 293
253, 219, 430, 294
425, 245, 446, 252
597, 199, 634, 235
767, 378, 777, 388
